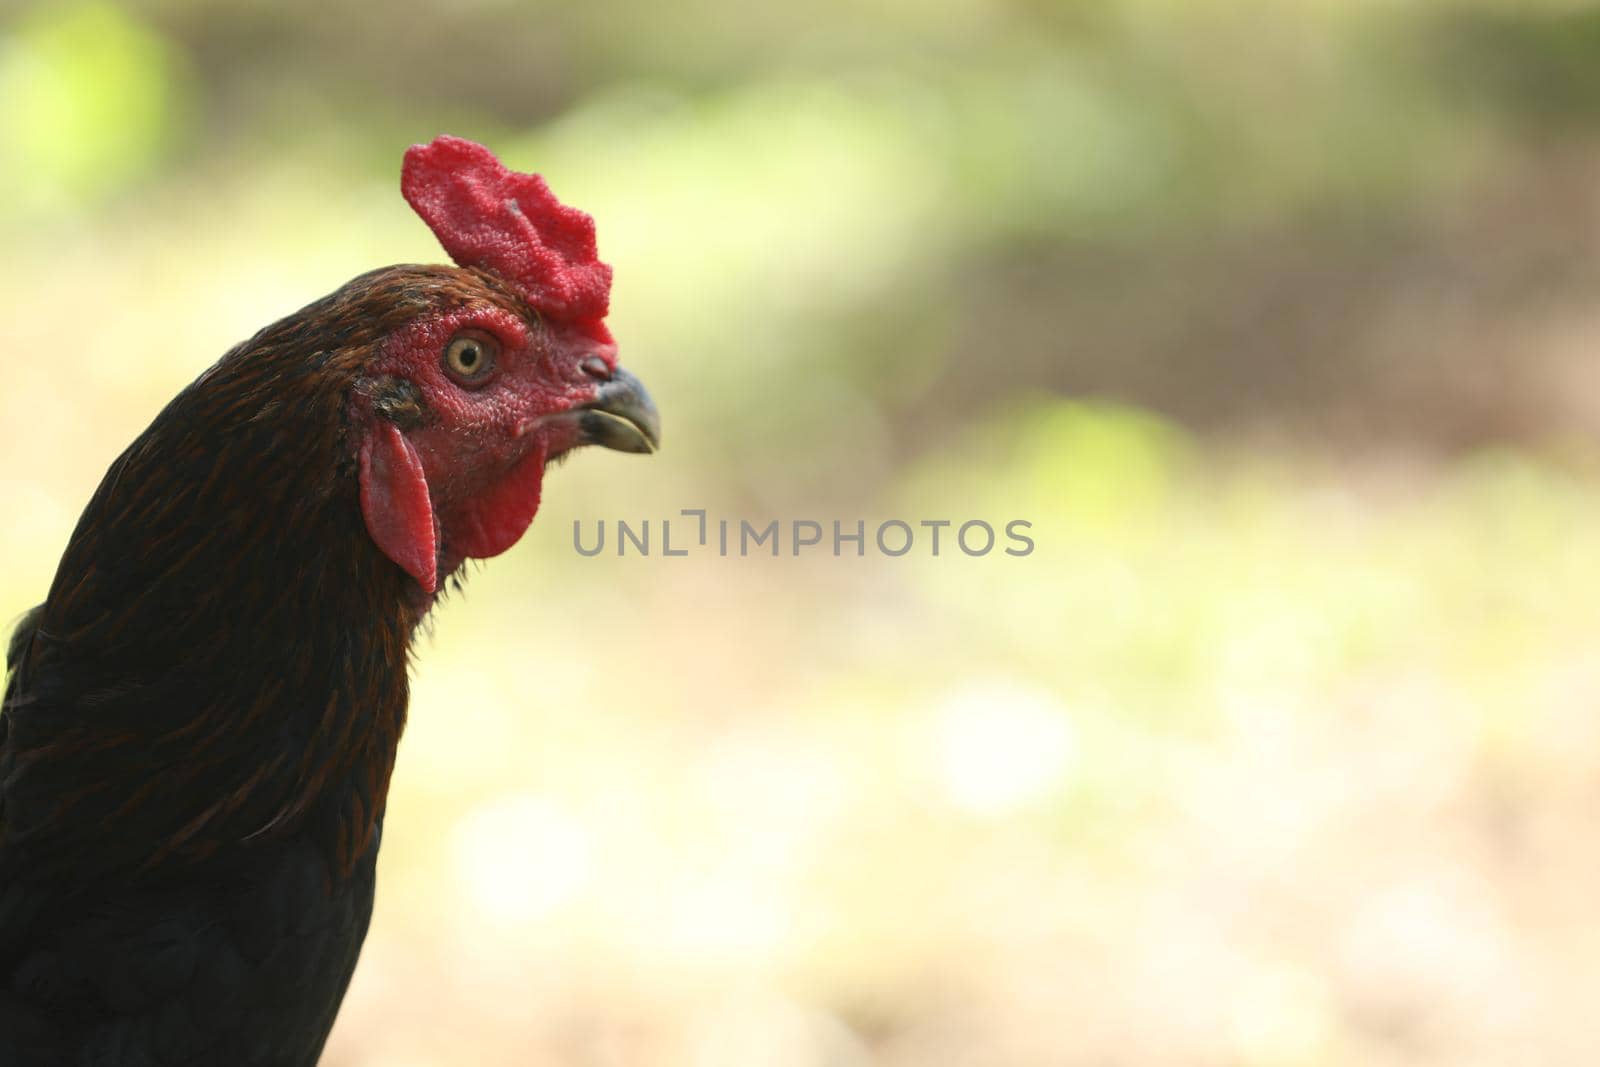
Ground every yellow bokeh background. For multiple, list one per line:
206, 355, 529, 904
6, 2, 1600, 1064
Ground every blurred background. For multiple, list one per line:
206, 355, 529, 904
5, 0, 1600, 1063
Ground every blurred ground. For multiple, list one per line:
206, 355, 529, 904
5, 1, 1600, 1064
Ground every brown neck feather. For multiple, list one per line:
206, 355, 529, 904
4, 270, 457, 881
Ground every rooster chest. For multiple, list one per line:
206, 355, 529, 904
1, 819, 383, 1066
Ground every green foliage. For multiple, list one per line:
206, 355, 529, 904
0, 2, 183, 219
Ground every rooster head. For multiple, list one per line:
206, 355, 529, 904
352, 136, 658, 595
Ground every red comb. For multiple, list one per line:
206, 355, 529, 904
401, 135, 611, 323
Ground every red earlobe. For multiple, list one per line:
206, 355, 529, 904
359, 422, 437, 593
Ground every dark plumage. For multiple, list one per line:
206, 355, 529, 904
0, 140, 658, 1065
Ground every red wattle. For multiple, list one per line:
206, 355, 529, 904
359, 422, 438, 593
443, 446, 546, 562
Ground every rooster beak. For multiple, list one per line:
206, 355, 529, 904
579, 367, 660, 454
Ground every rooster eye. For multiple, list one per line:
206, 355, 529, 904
443, 332, 499, 385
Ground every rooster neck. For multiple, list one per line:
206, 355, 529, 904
14, 323, 427, 881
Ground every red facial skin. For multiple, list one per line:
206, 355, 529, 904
354, 136, 632, 597
355, 295, 617, 595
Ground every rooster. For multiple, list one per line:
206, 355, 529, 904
0, 136, 658, 1065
